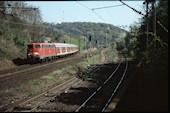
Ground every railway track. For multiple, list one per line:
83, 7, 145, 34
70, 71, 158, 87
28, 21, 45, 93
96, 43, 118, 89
1, 76, 82, 112
0, 53, 79, 78
0, 56, 83, 90
0, 51, 99, 90
0, 50, 99, 78
75, 61, 128, 112
32, 56, 130, 112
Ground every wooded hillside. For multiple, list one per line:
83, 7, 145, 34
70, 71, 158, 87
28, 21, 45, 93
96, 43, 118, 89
0, 1, 128, 70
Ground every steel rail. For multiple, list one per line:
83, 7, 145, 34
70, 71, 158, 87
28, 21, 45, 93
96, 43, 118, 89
0, 55, 85, 82
29, 78, 82, 112
4, 77, 81, 112
75, 61, 122, 112
102, 60, 128, 112
0, 54, 81, 79
1, 51, 100, 111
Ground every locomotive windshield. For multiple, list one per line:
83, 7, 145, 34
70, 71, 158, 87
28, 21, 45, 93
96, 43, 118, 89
35, 45, 40, 48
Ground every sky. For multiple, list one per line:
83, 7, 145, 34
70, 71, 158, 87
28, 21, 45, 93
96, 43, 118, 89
26, 1, 145, 31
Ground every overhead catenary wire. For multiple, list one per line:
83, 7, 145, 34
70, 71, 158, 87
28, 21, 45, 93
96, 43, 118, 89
91, 0, 144, 16
119, 0, 145, 16
100, 2, 113, 24
90, 0, 168, 33
92, 4, 124, 11
76, 1, 106, 23
98, 2, 128, 30
120, 0, 168, 33
90, 1, 142, 30
91, 10, 106, 23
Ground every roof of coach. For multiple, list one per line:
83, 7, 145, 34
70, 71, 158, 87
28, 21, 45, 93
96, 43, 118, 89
31, 42, 54, 45
29, 42, 78, 47
54, 43, 78, 47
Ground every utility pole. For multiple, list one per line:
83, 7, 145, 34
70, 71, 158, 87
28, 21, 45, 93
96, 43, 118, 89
146, 0, 149, 50
145, 0, 156, 55
143, 0, 149, 59
152, 0, 156, 49
152, 0, 156, 35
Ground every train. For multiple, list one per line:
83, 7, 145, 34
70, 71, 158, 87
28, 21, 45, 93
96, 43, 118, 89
27, 41, 79, 63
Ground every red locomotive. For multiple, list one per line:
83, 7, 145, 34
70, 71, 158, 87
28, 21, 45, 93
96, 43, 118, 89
27, 42, 78, 63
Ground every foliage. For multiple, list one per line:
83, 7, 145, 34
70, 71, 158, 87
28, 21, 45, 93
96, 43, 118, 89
52, 22, 128, 47
124, 22, 139, 58
128, 0, 168, 78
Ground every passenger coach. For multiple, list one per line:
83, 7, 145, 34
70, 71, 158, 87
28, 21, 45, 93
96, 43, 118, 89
27, 42, 78, 63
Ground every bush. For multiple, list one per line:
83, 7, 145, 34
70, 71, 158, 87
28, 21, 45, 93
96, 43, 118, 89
0, 48, 6, 58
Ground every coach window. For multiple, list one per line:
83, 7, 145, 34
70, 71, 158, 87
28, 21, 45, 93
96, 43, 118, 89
45, 45, 50, 48
35, 45, 40, 48
43, 45, 47, 48
50, 45, 55, 48
49, 45, 54, 48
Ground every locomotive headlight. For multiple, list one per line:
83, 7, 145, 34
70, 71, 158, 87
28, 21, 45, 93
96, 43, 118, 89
33, 52, 39, 56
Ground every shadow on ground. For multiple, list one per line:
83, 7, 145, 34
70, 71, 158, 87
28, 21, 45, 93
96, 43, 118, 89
49, 62, 122, 111
12, 57, 29, 66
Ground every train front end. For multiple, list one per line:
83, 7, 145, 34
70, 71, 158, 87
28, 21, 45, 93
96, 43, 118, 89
27, 43, 41, 62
